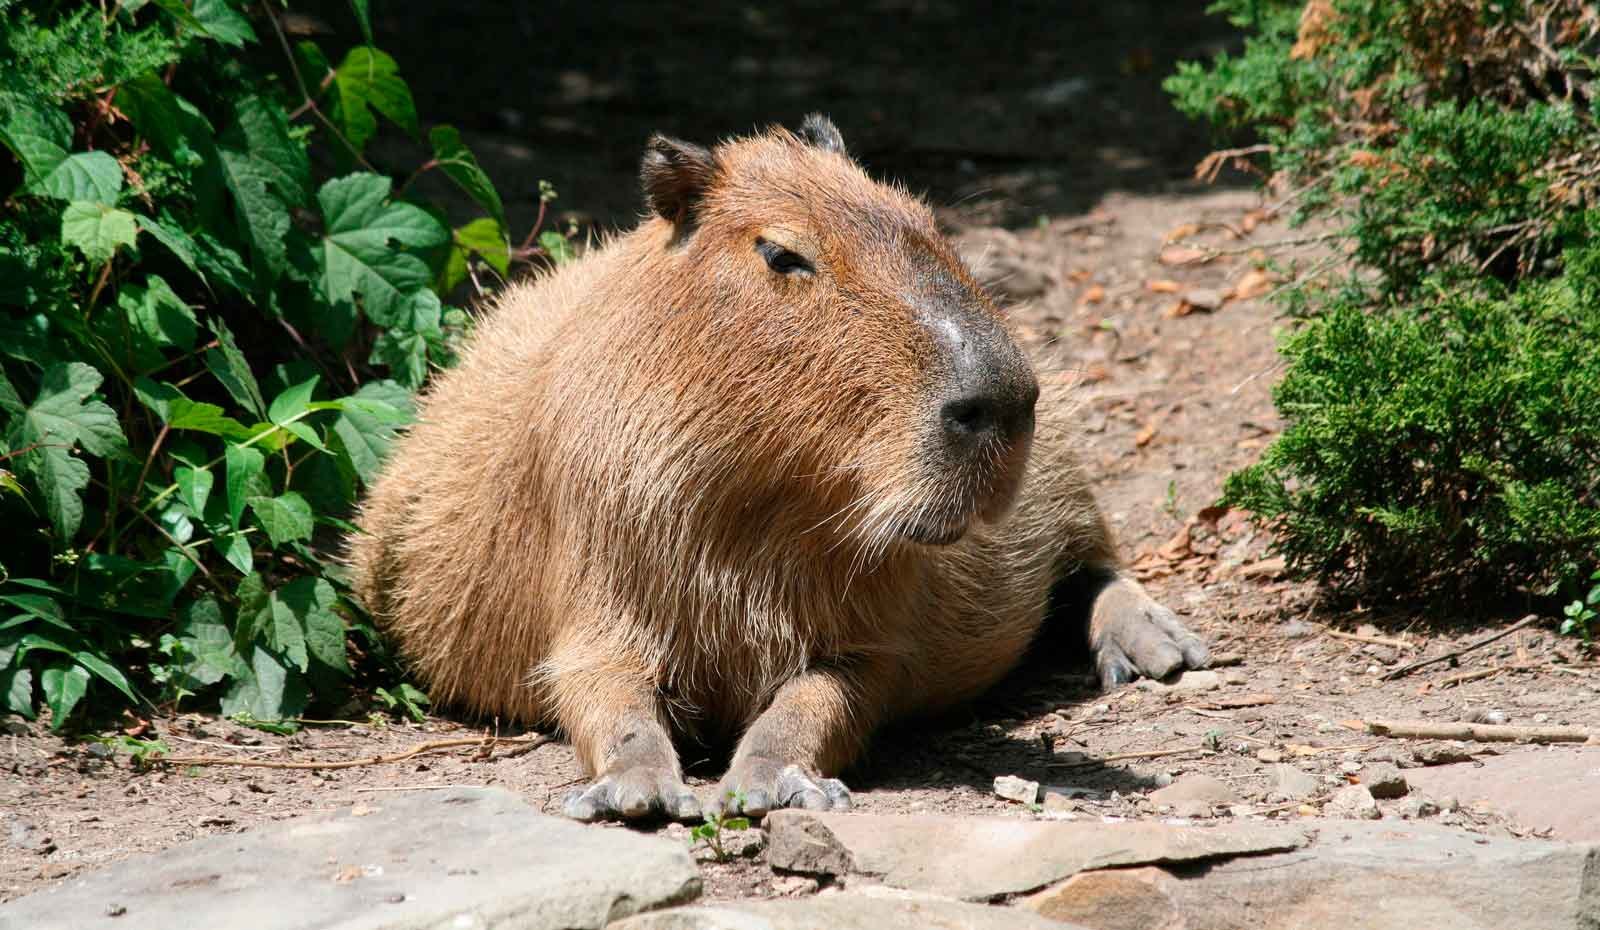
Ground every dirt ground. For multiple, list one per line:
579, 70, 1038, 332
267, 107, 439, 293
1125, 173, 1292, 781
5, 0, 1599, 907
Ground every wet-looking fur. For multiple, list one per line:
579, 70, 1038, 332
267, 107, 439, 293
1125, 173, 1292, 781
348, 116, 1208, 821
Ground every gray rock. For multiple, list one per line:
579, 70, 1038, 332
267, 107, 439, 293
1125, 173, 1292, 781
765, 810, 1308, 901
1149, 774, 1237, 808
1361, 762, 1409, 799
0, 788, 700, 930
1327, 784, 1381, 820
1270, 764, 1322, 800
1091, 821, 1600, 929
1405, 747, 1600, 841
611, 892, 1086, 930
993, 775, 1040, 805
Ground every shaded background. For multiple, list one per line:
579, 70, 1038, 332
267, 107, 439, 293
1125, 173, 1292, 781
340, 1, 1242, 231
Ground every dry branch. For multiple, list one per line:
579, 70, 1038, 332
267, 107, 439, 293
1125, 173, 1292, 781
1380, 614, 1543, 680
1364, 719, 1593, 744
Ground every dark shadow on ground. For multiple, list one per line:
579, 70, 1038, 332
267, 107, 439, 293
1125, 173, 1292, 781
355, 1, 1242, 230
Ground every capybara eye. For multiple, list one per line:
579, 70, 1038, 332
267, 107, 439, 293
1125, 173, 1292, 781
755, 238, 814, 276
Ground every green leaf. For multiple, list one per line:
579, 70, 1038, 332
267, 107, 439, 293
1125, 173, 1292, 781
72, 651, 140, 705
327, 47, 419, 154
442, 217, 510, 293
219, 531, 253, 575
224, 444, 267, 529
15, 363, 126, 539
276, 578, 346, 675
218, 149, 291, 281
0, 97, 72, 186
149, 0, 206, 32
220, 647, 306, 721
40, 662, 88, 728
268, 376, 319, 426
138, 216, 208, 286
121, 275, 198, 351
261, 589, 308, 673
60, 202, 140, 263
247, 492, 314, 546
429, 126, 506, 232
175, 465, 213, 516
318, 173, 449, 326
205, 319, 266, 417
0, 666, 33, 718
173, 598, 241, 687
192, 0, 257, 46
32, 152, 124, 204
222, 96, 310, 208
539, 230, 574, 265
0, 592, 64, 625
332, 380, 412, 484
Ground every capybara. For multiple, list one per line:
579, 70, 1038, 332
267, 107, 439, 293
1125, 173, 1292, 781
348, 114, 1208, 821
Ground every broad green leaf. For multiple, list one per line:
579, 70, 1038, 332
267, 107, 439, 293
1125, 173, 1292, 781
121, 275, 198, 351
220, 647, 306, 721
247, 492, 314, 546
429, 126, 505, 231
72, 650, 140, 705
0, 97, 72, 187
332, 380, 413, 484
192, 0, 257, 46
219, 531, 253, 575
60, 202, 139, 263
318, 173, 449, 326
233, 572, 270, 656
0, 666, 32, 717
221, 96, 310, 207
442, 217, 510, 292
264, 589, 308, 672
0, 368, 22, 414
149, 0, 206, 32
167, 399, 249, 436
175, 466, 213, 516
0, 593, 64, 625
281, 578, 347, 674
224, 444, 267, 529
218, 148, 291, 280
138, 216, 208, 286
40, 662, 88, 728
15, 363, 126, 539
32, 152, 124, 204
205, 319, 266, 417
268, 376, 319, 425
327, 47, 419, 154
173, 598, 240, 687
539, 230, 574, 265
120, 75, 215, 169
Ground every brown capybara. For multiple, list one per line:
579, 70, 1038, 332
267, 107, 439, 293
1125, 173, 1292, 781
348, 115, 1208, 822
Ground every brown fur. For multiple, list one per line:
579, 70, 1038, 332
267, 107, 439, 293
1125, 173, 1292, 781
349, 121, 1201, 813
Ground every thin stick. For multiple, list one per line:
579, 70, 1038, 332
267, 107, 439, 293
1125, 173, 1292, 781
1364, 719, 1591, 744
1380, 614, 1542, 680
160, 734, 550, 771
1436, 667, 1501, 688
1047, 746, 1203, 768
1326, 629, 1415, 650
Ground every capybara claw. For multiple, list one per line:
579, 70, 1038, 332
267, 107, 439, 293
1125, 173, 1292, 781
1091, 581, 1210, 688
711, 760, 851, 819
560, 768, 701, 823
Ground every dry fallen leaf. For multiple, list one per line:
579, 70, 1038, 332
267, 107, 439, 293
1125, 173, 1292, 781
1164, 222, 1202, 243
1227, 268, 1277, 301
1158, 246, 1208, 266
1066, 268, 1093, 284
1135, 420, 1160, 448
332, 865, 364, 884
1079, 284, 1106, 305
1145, 279, 1182, 293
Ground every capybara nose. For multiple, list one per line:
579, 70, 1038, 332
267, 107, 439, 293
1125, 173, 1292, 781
940, 380, 1037, 446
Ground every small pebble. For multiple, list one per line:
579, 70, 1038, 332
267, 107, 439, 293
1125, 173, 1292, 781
1360, 762, 1409, 799
994, 775, 1040, 805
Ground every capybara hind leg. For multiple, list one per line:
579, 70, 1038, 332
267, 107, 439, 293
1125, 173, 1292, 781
552, 667, 701, 823
709, 666, 878, 818
1087, 569, 1209, 686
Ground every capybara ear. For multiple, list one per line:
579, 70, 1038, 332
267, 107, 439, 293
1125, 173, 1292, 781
797, 113, 847, 156
640, 134, 716, 225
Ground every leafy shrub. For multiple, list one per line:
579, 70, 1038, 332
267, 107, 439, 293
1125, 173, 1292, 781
1167, 1, 1600, 602
0, 0, 565, 728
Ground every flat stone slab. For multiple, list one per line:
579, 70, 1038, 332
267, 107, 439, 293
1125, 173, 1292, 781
1019, 820, 1600, 930
1405, 747, 1600, 841
0, 787, 700, 930
765, 810, 1309, 900
610, 890, 1086, 929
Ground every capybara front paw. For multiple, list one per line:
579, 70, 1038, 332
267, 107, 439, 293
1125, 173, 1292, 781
709, 759, 851, 819
561, 765, 702, 823
1091, 588, 1210, 687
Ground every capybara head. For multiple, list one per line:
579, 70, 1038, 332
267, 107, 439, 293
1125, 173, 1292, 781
630, 115, 1038, 554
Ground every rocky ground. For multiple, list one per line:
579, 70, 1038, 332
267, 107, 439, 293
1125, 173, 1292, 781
5, 2, 1600, 926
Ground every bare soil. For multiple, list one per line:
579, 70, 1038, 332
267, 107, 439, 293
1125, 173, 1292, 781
5, 0, 1598, 907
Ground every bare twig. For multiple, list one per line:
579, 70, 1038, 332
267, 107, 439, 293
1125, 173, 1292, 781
1380, 614, 1543, 680
353, 784, 489, 793
1364, 719, 1592, 744
160, 734, 550, 770
1436, 667, 1502, 688
1326, 629, 1416, 650
1047, 746, 1204, 768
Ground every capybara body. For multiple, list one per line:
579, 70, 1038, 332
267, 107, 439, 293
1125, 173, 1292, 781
349, 116, 1207, 820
